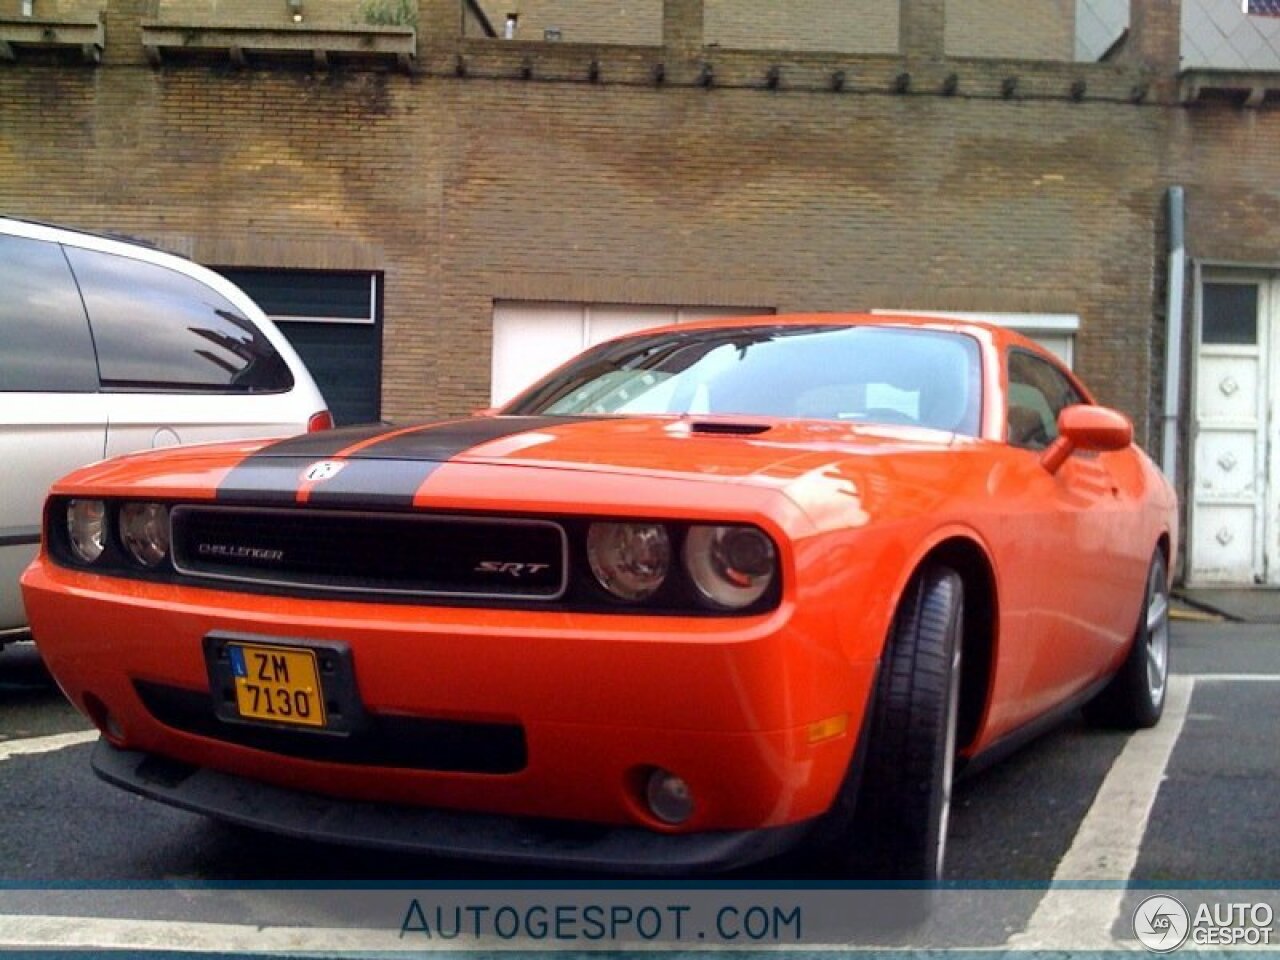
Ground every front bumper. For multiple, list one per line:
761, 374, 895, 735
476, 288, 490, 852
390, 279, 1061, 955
93, 741, 814, 874
24, 558, 876, 839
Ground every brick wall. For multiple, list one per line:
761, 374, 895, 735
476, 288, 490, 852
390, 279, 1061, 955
468, 0, 1067, 56
704, 0, 899, 54
0, 0, 105, 18
945, 0, 1075, 60
2, 0, 1277, 455
1176, 110, 1280, 266
154, 0, 394, 26
470, 0, 662, 44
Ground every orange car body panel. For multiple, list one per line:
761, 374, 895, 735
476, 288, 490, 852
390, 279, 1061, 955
21, 314, 1178, 839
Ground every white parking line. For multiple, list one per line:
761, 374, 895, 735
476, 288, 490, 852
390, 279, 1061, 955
1008, 675, 1195, 950
1188, 673, 1280, 682
0, 913, 411, 953
0, 729, 97, 762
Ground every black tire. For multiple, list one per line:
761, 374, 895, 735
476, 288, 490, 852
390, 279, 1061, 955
848, 563, 963, 884
1084, 549, 1169, 729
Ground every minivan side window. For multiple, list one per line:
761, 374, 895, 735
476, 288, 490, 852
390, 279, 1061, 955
64, 247, 294, 393
0, 235, 99, 393
1006, 349, 1084, 451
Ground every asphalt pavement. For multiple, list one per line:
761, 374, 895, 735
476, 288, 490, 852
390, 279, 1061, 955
0, 620, 1275, 951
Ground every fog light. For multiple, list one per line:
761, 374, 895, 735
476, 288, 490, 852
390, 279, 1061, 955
82, 692, 125, 745
645, 768, 693, 825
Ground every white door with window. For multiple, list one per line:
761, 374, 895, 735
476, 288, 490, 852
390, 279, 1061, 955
1189, 274, 1280, 585
490, 301, 774, 406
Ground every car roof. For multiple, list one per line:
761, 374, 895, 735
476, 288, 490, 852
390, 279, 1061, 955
623, 311, 1048, 354
0, 215, 178, 257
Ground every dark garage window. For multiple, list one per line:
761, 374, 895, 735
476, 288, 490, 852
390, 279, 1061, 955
218, 269, 383, 427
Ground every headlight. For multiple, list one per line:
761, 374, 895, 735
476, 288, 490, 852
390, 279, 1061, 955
66, 499, 107, 564
683, 525, 777, 609
587, 522, 671, 601
119, 502, 170, 568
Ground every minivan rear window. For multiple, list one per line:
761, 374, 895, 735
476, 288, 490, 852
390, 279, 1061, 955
0, 235, 99, 393
64, 247, 294, 394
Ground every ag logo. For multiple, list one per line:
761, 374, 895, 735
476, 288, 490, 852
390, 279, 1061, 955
1134, 895, 1190, 953
302, 460, 345, 483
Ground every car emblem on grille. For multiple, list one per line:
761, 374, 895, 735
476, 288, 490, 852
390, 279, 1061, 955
475, 561, 551, 578
197, 543, 286, 563
303, 460, 346, 482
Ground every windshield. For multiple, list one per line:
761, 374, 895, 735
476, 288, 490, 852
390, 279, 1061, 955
506, 324, 983, 435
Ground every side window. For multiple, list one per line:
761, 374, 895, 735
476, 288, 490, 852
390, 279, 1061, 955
64, 247, 293, 393
1006, 350, 1083, 450
0, 235, 99, 393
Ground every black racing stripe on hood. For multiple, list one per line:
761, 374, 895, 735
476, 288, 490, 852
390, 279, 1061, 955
217, 458, 318, 505
303, 458, 454, 508
236, 423, 402, 459
342, 416, 593, 461
217, 416, 602, 508
215, 423, 403, 505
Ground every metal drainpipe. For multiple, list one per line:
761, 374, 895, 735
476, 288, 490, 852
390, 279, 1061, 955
1161, 186, 1186, 482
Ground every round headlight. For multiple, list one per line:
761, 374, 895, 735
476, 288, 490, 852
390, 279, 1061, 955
66, 499, 107, 565
587, 522, 671, 601
683, 525, 777, 609
119, 502, 170, 568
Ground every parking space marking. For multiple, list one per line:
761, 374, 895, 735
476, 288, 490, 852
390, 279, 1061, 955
0, 729, 96, 762
1008, 675, 1195, 949
1188, 673, 1280, 682
0, 913, 408, 953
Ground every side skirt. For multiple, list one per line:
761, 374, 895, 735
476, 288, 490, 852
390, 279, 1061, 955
955, 673, 1115, 781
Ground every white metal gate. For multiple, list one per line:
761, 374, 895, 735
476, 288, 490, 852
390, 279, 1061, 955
1189, 272, 1279, 584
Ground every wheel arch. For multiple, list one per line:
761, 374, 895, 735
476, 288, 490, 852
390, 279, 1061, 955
1156, 530, 1172, 574
916, 536, 998, 754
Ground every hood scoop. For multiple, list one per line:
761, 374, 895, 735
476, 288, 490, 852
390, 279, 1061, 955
687, 420, 773, 436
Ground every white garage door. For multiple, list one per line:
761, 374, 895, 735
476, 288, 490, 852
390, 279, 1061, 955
491, 301, 774, 405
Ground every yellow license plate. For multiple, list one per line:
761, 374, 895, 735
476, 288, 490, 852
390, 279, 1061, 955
228, 642, 328, 728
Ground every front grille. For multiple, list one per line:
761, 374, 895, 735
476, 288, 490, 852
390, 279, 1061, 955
134, 681, 527, 773
170, 505, 567, 600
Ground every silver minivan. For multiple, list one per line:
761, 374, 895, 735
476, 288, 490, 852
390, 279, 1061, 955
0, 217, 331, 642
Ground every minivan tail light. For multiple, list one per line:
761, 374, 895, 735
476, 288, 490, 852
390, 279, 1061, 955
307, 411, 334, 432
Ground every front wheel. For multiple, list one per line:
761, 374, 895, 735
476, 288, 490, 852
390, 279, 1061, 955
1085, 549, 1170, 729
848, 563, 964, 883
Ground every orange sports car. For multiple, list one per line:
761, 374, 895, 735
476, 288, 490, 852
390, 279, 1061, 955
21, 315, 1177, 881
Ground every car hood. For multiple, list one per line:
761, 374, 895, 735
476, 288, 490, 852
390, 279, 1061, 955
232, 414, 967, 479
53, 416, 982, 528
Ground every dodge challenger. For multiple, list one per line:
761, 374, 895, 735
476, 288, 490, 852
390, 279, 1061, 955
21, 315, 1177, 881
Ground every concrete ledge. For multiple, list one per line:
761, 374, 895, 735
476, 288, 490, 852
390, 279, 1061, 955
1181, 68, 1280, 108
140, 20, 415, 72
0, 15, 104, 65
439, 41, 1161, 102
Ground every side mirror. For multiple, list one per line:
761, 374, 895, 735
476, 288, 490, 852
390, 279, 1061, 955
1040, 404, 1132, 474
